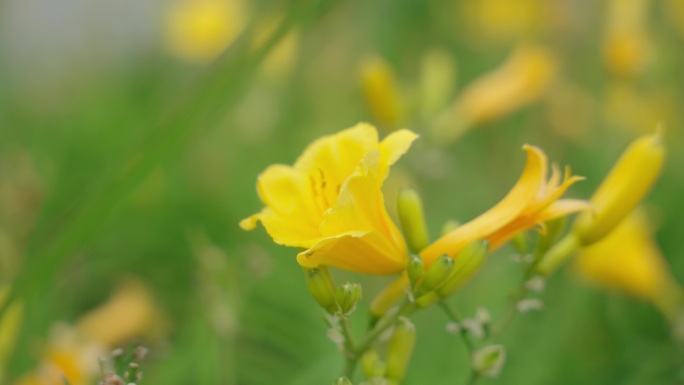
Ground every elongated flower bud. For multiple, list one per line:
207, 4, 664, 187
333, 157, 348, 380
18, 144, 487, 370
406, 254, 424, 288
421, 255, 454, 292
397, 187, 430, 253
360, 56, 404, 129
303, 267, 337, 313
574, 132, 664, 245
437, 240, 489, 298
537, 132, 665, 276
361, 349, 385, 379
385, 317, 416, 383
336, 282, 362, 315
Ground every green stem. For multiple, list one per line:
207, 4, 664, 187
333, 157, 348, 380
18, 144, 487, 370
355, 302, 415, 356
438, 301, 476, 352
340, 316, 357, 378
340, 301, 416, 380
490, 285, 529, 338
439, 302, 481, 385
466, 371, 481, 385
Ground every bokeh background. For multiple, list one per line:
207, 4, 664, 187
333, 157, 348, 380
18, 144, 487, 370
1, 0, 684, 384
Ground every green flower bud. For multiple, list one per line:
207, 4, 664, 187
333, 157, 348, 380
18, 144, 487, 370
361, 349, 385, 379
437, 240, 488, 297
385, 317, 416, 382
333, 376, 353, 385
472, 345, 506, 377
336, 282, 362, 315
511, 232, 528, 255
303, 267, 337, 313
397, 187, 430, 253
422, 254, 454, 292
406, 254, 424, 288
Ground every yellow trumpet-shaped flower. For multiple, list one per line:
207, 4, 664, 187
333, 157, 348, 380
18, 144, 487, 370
241, 123, 418, 274
371, 146, 587, 315
421, 145, 587, 267
574, 209, 678, 303
433, 45, 557, 142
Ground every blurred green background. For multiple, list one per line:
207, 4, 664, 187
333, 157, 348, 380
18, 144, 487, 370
1, 0, 684, 384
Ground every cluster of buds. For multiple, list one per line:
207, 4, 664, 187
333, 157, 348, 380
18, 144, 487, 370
397, 187, 489, 309
303, 268, 363, 317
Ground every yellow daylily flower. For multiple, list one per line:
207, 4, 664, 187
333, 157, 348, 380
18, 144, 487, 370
371, 146, 587, 315
421, 145, 587, 267
574, 209, 680, 304
241, 123, 419, 274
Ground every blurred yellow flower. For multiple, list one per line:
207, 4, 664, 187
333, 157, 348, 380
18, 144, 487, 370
574, 209, 677, 302
14, 280, 160, 385
433, 45, 557, 142
165, 0, 247, 62
421, 145, 587, 267
602, 0, 652, 77
360, 56, 404, 130
461, 0, 548, 44
241, 123, 418, 274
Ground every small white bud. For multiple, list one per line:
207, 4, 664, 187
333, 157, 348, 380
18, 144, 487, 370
461, 318, 484, 339
475, 308, 491, 325
327, 327, 345, 346
445, 322, 461, 335
524, 276, 546, 293
472, 345, 506, 377
517, 299, 544, 313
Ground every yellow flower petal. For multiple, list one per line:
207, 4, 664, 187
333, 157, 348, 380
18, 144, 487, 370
488, 199, 591, 250
299, 151, 407, 274
297, 231, 405, 274
378, 129, 420, 181
574, 209, 671, 300
420, 145, 546, 266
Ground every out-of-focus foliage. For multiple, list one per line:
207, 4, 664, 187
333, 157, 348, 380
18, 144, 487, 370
0, 0, 683, 384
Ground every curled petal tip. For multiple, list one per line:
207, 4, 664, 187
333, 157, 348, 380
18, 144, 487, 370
239, 215, 259, 231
